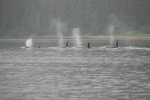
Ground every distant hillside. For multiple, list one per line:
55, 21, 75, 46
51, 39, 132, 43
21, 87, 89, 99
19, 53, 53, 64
0, 0, 150, 36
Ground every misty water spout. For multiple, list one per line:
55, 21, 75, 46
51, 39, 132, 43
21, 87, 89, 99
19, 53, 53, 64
72, 28, 82, 47
56, 22, 64, 47
25, 38, 33, 48
109, 25, 114, 47
108, 14, 118, 47
58, 32, 64, 47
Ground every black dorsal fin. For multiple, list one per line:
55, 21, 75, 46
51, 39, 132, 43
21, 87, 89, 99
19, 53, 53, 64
87, 42, 90, 48
115, 40, 119, 48
66, 41, 69, 47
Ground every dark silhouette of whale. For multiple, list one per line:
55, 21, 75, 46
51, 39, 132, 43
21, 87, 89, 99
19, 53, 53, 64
58, 40, 69, 48
107, 40, 119, 48
39, 45, 41, 48
65, 41, 69, 48
115, 40, 119, 48
87, 42, 90, 48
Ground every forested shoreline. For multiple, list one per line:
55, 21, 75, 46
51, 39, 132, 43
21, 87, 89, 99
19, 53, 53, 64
0, 0, 150, 36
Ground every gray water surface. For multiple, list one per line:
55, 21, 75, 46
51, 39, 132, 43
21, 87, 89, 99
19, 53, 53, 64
0, 40, 150, 100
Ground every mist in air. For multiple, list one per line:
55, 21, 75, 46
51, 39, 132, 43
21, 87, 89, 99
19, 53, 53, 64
0, 0, 150, 37
1, 1, 150, 100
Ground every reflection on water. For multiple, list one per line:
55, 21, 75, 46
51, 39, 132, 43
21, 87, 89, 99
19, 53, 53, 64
0, 41, 150, 100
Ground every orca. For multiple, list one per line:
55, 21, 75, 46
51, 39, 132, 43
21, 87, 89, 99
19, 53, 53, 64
87, 42, 90, 48
58, 41, 69, 48
109, 40, 119, 48
65, 41, 69, 48
115, 40, 119, 48
39, 45, 41, 48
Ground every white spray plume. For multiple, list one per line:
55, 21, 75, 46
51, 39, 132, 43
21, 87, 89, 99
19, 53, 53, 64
26, 38, 33, 48
72, 28, 82, 47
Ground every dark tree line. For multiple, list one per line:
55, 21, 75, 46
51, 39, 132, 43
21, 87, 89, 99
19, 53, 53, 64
0, 0, 150, 36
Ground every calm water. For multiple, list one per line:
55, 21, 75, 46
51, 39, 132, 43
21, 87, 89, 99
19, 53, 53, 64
0, 39, 150, 100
